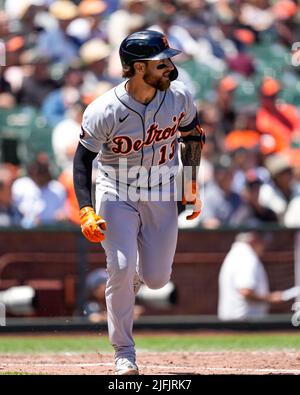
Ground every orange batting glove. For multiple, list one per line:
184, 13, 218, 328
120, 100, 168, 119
182, 181, 202, 220
79, 206, 106, 243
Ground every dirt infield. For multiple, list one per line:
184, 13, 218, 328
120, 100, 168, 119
1, 351, 300, 375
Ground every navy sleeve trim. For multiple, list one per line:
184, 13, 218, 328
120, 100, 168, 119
178, 114, 199, 132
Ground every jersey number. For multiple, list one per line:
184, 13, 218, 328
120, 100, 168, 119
158, 140, 176, 165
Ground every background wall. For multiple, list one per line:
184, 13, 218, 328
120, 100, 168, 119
0, 227, 296, 317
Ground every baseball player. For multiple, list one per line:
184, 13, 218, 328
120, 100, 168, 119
73, 30, 205, 375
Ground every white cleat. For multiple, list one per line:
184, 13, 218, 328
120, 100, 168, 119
115, 357, 139, 375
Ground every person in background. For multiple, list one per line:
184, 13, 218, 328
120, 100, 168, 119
256, 77, 300, 152
84, 268, 108, 323
216, 75, 238, 136
42, 62, 83, 127
77, 0, 108, 42
0, 164, 21, 227
11, 153, 67, 228
79, 38, 119, 95
259, 153, 300, 222
179, 157, 241, 229
84, 268, 144, 323
0, 72, 15, 109
37, 0, 79, 65
107, 0, 149, 48
53, 101, 86, 226
232, 169, 278, 226
17, 51, 57, 108
218, 232, 284, 321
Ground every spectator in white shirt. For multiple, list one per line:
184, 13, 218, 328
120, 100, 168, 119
218, 232, 283, 321
259, 153, 300, 222
12, 153, 67, 228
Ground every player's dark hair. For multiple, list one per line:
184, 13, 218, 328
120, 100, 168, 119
122, 64, 135, 78
122, 61, 147, 78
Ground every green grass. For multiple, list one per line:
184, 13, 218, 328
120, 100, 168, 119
0, 333, 300, 353
0, 372, 45, 375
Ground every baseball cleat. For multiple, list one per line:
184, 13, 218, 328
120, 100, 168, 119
115, 357, 139, 375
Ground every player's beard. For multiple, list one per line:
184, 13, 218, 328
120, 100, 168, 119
143, 71, 170, 91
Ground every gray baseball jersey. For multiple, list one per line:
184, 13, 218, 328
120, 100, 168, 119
80, 80, 197, 189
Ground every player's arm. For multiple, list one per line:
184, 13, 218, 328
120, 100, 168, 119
179, 117, 205, 220
239, 288, 283, 303
73, 142, 106, 242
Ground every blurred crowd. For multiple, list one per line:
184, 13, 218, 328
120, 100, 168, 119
1, 0, 300, 229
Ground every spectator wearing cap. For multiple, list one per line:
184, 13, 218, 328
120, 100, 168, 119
196, 101, 221, 160
4, 0, 44, 20
15, 1, 45, 38
272, 0, 299, 47
175, 0, 216, 37
80, 38, 119, 95
0, 68, 15, 109
11, 153, 67, 228
259, 153, 300, 222
66, 0, 108, 47
223, 107, 268, 194
42, 62, 83, 127
238, 1, 275, 34
170, 1, 233, 72
5, 35, 26, 65
84, 269, 108, 322
0, 10, 9, 37
226, 28, 256, 78
107, 0, 149, 49
216, 75, 238, 135
0, 165, 22, 227
256, 77, 300, 152
178, 158, 242, 229
272, 0, 298, 22
2, 36, 26, 107
83, 268, 144, 322
17, 50, 58, 108
232, 169, 278, 226
77, 0, 108, 41
37, 0, 79, 65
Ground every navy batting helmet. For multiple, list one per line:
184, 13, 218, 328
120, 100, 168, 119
119, 30, 181, 80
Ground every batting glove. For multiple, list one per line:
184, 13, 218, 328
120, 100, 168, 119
182, 181, 202, 220
79, 206, 106, 243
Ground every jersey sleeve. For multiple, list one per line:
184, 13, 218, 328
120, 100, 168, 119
80, 99, 112, 153
175, 82, 198, 132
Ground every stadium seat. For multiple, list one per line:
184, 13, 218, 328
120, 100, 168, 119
0, 107, 54, 165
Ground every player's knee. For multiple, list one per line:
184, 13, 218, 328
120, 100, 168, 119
143, 273, 170, 290
107, 263, 135, 283
106, 251, 137, 277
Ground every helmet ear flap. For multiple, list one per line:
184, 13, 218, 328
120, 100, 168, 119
168, 60, 178, 81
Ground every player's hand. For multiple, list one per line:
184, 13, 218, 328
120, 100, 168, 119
182, 181, 202, 220
79, 206, 106, 243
